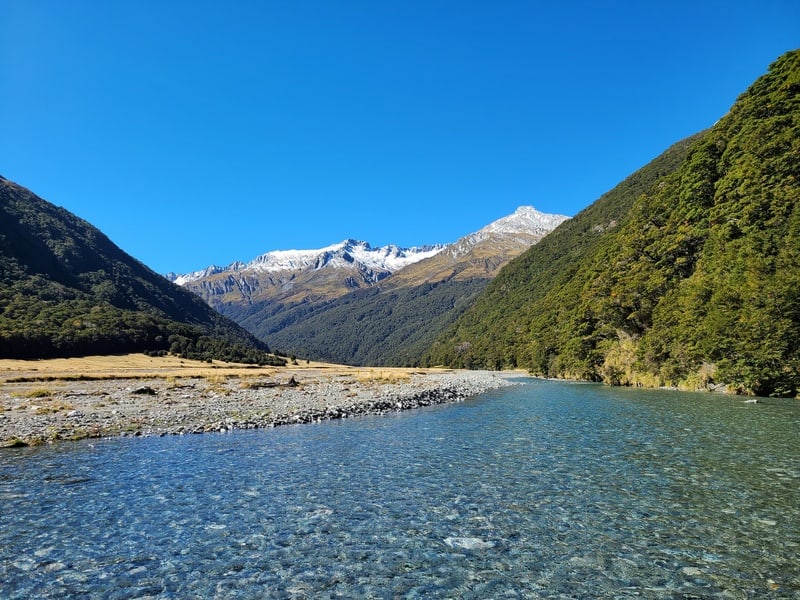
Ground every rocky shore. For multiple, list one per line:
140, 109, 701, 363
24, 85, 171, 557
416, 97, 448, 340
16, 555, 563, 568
0, 369, 518, 447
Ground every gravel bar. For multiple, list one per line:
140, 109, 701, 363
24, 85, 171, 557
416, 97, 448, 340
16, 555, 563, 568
0, 370, 519, 446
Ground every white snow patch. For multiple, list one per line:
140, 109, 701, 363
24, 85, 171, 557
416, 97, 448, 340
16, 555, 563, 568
171, 240, 446, 285
168, 206, 568, 285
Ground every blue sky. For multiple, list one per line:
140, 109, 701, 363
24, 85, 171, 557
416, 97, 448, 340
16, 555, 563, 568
2, 1, 798, 274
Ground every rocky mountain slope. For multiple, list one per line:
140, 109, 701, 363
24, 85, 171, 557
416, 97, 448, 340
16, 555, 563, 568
0, 176, 282, 364
426, 49, 800, 397
168, 240, 445, 308
389, 206, 568, 286
174, 206, 568, 365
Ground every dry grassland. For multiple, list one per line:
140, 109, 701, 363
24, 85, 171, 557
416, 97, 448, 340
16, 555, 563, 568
0, 354, 446, 384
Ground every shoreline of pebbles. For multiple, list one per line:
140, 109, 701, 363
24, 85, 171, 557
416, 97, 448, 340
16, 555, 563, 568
0, 370, 521, 447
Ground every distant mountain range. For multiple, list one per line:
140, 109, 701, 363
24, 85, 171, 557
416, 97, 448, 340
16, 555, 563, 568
170, 240, 446, 285
170, 206, 568, 365
0, 176, 282, 364
426, 49, 800, 397
167, 240, 447, 307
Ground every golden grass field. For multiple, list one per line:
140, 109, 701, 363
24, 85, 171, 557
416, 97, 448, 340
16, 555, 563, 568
0, 353, 442, 384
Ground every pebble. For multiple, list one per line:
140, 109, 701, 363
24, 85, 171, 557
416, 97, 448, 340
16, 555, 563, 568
1, 370, 519, 446
444, 537, 496, 550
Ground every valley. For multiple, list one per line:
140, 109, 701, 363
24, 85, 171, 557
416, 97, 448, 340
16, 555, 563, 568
171, 206, 568, 365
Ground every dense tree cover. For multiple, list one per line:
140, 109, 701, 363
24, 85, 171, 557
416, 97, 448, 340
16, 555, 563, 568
427, 50, 800, 397
425, 133, 701, 370
243, 279, 489, 366
0, 177, 284, 365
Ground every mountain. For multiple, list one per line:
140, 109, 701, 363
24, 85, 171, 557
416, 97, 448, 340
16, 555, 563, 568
168, 239, 445, 307
174, 206, 568, 365
426, 49, 800, 397
0, 176, 284, 364
389, 206, 569, 286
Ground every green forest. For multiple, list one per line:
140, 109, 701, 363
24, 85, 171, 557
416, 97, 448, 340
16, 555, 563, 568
426, 50, 800, 397
258, 278, 489, 366
0, 176, 284, 365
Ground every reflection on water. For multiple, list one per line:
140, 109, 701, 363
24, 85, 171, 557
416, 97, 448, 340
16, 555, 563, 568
1, 380, 798, 598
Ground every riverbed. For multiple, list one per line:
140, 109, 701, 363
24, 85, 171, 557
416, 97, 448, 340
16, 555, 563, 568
0, 368, 514, 445
1, 379, 798, 598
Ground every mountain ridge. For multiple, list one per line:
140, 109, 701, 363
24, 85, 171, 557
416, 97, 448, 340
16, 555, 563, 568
426, 49, 800, 397
168, 239, 447, 286
170, 205, 568, 312
389, 206, 569, 286
173, 205, 568, 365
168, 205, 567, 286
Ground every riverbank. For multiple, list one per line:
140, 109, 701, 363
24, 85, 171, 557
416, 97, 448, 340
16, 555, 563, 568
0, 357, 520, 446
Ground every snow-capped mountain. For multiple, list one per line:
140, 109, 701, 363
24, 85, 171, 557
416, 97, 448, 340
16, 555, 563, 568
388, 206, 569, 286
169, 206, 566, 288
170, 240, 445, 287
474, 205, 568, 238
448, 206, 569, 258
168, 238, 451, 311
169, 205, 569, 362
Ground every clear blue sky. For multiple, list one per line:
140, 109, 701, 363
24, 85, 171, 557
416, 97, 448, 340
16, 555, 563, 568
2, 1, 798, 274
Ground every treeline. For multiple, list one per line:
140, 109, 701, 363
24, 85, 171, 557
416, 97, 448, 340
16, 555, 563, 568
158, 334, 285, 365
428, 50, 800, 397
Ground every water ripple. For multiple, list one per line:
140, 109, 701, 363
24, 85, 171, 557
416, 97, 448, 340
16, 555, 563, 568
1, 380, 798, 598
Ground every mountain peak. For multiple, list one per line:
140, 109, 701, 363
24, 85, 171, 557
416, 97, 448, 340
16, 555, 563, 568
340, 238, 370, 249
440, 205, 569, 259
170, 239, 446, 286
481, 205, 570, 236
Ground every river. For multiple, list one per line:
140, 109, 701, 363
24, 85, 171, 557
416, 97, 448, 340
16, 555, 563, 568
1, 379, 798, 598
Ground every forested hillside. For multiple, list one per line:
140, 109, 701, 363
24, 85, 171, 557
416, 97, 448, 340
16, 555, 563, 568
0, 177, 284, 365
426, 50, 800, 397
424, 132, 701, 368
264, 278, 488, 366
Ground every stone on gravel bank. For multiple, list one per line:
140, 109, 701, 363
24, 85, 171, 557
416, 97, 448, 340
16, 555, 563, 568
0, 370, 520, 446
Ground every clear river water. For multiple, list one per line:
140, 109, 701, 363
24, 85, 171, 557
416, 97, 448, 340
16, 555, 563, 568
1, 379, 799, 599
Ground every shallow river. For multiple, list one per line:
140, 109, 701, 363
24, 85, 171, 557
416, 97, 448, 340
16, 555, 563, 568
1, 379, 799, 598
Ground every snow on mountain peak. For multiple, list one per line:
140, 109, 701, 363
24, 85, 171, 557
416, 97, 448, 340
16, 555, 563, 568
169, 206, 568, 286
171, 239, 446, 285
447, 205, 569, 253
481, 206, 570, 236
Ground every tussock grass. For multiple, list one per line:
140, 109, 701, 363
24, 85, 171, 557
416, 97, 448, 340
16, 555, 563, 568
32, 401, 74, 415
18, 388, 54, 399
0, 354, 448, 392
0, 354, 277, 382
356, 369, 412, 385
